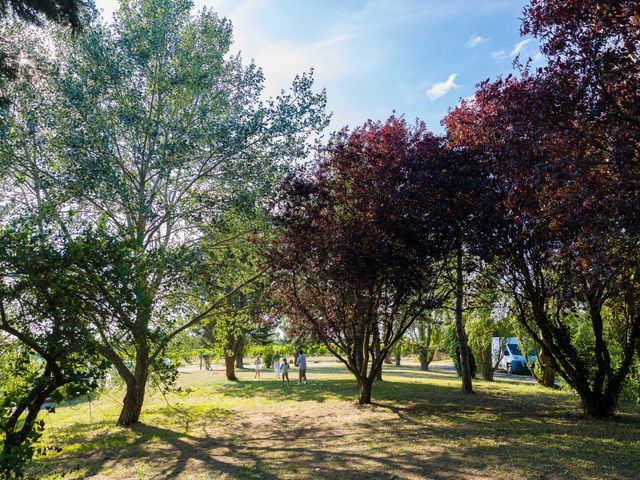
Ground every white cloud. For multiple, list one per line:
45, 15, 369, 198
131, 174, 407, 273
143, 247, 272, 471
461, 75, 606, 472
492, 38, 534, 61
426, 73, 458, 101
510, 38, 532, 57
491, 50, 508, 61
466, 35, 488, 48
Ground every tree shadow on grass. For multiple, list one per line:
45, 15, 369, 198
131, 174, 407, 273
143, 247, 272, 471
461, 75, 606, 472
214, 378, 360, 403
36, 421, 485, 480
211, 372, 574, 411
360, 399, 640, 480
31, 414, 283, 480
29, 372, 640, 480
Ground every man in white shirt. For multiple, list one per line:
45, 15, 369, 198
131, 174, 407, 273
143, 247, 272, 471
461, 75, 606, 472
295, 349, 308, 384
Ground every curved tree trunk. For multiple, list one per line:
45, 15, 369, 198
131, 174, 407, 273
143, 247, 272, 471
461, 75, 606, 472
117, 353, 149, 426
224, 332, 239, 381
455, 242, 474, 394
2, 371, 59, 459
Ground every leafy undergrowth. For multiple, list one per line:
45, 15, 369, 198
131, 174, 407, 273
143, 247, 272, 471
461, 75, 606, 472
26, 359, 640, 480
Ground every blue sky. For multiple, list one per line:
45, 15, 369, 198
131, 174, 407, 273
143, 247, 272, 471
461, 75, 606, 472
94, 0, 541, 134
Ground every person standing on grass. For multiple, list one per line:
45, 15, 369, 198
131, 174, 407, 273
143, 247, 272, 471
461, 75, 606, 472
281, 358, 290, 386
273, 350, 281, 378
295, 349, 308, 384
254, 355, 262, 379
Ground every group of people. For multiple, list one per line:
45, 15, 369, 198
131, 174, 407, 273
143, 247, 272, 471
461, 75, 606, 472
253, 349, 308, 386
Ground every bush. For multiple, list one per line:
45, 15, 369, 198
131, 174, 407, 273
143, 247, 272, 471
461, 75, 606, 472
622, 359, 640, 405
262, 345, 274, 369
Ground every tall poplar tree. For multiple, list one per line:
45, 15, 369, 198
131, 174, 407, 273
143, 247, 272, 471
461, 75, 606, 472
51, 0, 328, 425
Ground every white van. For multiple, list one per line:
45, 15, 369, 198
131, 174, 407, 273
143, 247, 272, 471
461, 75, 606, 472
491, 337, 536, 374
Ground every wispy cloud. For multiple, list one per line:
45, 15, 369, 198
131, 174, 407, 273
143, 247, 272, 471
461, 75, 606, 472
426, 73, 458, 100
510, 38, 532, 56
492, 38, 534, 61
466, 35, 488, 48
491, 50, 508, 60
214, 1, 378, 100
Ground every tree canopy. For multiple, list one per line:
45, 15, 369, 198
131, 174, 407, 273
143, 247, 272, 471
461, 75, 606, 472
270, 117, 452, 403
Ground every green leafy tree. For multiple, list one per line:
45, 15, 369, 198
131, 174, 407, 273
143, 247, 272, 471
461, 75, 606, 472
0, 44, 127, 475
406, 314, 443, 371
27, 0, 327, 425
0, 224, 129, 478
466, 305, 509, 381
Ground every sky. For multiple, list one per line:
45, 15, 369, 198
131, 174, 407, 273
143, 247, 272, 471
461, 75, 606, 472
93, 0, 541, 135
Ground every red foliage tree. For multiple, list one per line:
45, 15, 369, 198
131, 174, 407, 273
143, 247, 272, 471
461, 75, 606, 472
444, 0, 640, 415
269, 117, 451, 404
523, 0, 639, 142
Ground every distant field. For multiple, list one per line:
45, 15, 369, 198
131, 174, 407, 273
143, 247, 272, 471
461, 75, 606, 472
26, 358, 640, 480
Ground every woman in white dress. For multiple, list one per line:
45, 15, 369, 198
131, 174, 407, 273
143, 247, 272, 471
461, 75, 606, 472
272, 350, 281, 378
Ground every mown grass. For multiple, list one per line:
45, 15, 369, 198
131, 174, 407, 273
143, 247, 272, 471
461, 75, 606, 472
25, 359, 640, 480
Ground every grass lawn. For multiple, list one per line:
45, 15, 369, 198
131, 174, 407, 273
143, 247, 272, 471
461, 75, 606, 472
25, 358, 640, 480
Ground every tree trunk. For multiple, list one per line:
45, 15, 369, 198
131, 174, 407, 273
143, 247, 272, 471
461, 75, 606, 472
203, 355, 212, 370
455, 241, 474, 394
358, 377, 373, 404
354, 335, 364, 374
2, 375, 58, 458
418, 322, 433, 371
225, 353, 238, 381
117, 354, 149, 426
395, 349, 401, 366
481, 348, 495, 381
582, 392, 617, 419
373, 325, 383, 381
234, 336, 244, 369
384, 352, 393, 364
538, 345, 555, 388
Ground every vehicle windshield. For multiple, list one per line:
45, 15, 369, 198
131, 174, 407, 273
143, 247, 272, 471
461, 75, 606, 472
507, 343, 522, 355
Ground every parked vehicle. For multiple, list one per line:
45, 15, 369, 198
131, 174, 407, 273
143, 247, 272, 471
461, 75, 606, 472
491, 337, 536, 374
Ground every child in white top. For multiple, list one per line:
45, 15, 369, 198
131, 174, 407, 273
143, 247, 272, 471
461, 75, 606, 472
254, 356, 262, 379
280, 358, 290, 386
